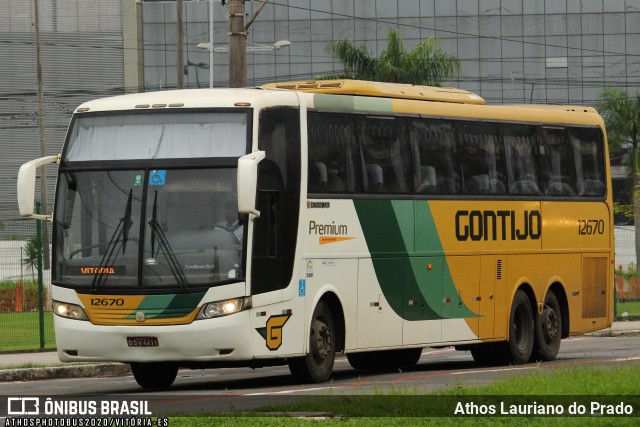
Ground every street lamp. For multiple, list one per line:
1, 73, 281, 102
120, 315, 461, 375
196, 40, 291, 87
197, 41, 290, 52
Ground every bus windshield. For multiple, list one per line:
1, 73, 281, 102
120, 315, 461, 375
64, 111, 247, 161
54, 168, 245, 291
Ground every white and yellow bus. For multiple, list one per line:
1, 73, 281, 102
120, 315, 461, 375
17, 80, 613, 388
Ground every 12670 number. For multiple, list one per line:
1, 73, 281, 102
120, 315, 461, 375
90, 298, 125, 306
578, 219, 605, 235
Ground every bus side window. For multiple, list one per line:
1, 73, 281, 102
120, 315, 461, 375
308, 113, 358, 194
503, 125, 540, 196
539, 128, 578, 197
570, 127, 606, 197
409, 119, 457, 195
458, 122, 505, 195
359, 116, 413, 194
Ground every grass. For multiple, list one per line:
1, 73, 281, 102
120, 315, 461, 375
617, 300, 640, 317
0, 280, 32, 290
1, 362, 51, 369
0, 311, 55, 351
166, 364, 640, 426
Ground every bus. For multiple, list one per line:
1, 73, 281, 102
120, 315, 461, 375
17, 80, 613, 388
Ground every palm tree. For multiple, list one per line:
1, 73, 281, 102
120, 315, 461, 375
23, 236, 40, 281
324, 28, 461, 86
597, 88, 640, 267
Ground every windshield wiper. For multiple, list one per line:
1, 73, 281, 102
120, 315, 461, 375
122, 189, 134, 254
148, 191, 189, 289
91, 189, 133, 291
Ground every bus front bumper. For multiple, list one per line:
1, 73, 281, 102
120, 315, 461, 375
53, 311, 253, 363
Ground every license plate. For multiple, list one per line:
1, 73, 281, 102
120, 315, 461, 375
127, 337, 159, 347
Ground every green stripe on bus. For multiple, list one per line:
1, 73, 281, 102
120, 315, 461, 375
313, 94, 393, 112
125, 292, 205, 319
354, 199, 476, 320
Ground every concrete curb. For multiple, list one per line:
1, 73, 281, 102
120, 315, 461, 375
0, 363, 130, 382
584, 329, 640, 337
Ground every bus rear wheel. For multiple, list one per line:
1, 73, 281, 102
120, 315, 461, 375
501, 289, 534, 364
131, 363, 178, 389
532, 291, 562, 361
288, 300, 336, 383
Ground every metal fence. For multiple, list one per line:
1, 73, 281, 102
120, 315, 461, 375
0, 204, 54, 352
0, 204, 638, 352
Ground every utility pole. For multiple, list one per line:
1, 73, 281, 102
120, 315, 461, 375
34, 0, 50, 269
228, 0, 247, 88
208, 0, 214, 88
177, 0, 185, 89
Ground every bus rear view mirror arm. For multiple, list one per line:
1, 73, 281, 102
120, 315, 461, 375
17, 154, 60, 222
237, 151, 265, 219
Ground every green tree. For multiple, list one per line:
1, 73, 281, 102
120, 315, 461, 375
22, 236, 40, 281
323, 28, 461, 86
597, 88, 640, 266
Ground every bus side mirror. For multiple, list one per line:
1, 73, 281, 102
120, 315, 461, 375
17, 154, 60, 221
237, 151, 265, 218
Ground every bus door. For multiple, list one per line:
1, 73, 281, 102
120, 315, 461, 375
251, 159, 284, 297
249, 159, 301, 356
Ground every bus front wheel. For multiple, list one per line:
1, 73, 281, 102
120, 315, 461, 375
532, 291, 562, 361
131, 363, 178, 389
501, 289, 534, 364
288, 300, 336, 383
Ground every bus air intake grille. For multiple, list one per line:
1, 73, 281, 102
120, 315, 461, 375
581, 257, 607, 318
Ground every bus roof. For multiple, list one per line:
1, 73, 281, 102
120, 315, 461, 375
262, 80, 486, 105
262, 80, 603, 128
73, 88, 299, 113
505, 104, 599, 114
72, 81, 602, 128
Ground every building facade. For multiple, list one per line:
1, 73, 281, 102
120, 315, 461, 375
0, 0, 127, 228
140, 0, 640, 106
2, 0, 640, 220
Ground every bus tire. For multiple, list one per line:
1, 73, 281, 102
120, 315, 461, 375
502, 289, 534, 364
131, 363, 178, 389
288, 300, 336, 383
396, 348, 423, 368
532, 291, 562, 361
470, 344, 499, 365
346, 352, 376, 370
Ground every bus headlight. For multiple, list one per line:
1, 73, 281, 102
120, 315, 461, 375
53, 301, 88, 321
197, 297, 251, 319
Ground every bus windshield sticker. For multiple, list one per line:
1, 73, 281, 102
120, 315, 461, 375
306, 260, 313, 278
149, 170, 167, 186
133, 174, 143, 187
69, 266, 126, 275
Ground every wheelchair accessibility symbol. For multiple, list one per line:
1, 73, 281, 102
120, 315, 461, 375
149, 170, 166, 186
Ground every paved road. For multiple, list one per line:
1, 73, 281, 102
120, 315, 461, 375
2, 334, 639, 415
